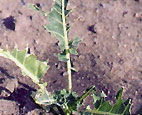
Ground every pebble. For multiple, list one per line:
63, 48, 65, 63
77, 79, 80, 83
0, 78, 18, 97
81, 77, 85, 80
81, 83, 85, 87
0, 99, 19, 114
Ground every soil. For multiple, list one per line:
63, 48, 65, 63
0, 0, 142, 114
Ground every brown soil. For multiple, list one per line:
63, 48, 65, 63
0, 0, 142, 114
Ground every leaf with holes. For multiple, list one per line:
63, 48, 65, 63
44, 0, 71, 51
0, 48, 49, 84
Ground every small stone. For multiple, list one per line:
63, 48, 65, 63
117, 53, 121, 56
134, 42, 138, 46
112, 36, 115, 39
79, 55, 85, 60
26, 109, 44, 115
81, 77, 84, 80
0, 78, 18, 97
77, 79, 80, 83
81, 83, 85, 87
0, 99, 19, 114
99, 55, 103, 59
128, 33, 131, 36
123, 44, 127, 48
79, 16, 85, 22
57, 63, 61, 69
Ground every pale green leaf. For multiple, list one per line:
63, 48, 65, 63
34, 87, 55, 106
0, 48, 49, 84
72, 37, 81, 46
69, 47, 78, 55
58, 53, 68, 62
68, 37, 81, 55
45, 0, 70, 51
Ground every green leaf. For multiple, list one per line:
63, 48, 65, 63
116, 88, 123, 101
33, 87, 55, 106
44, 0, 70, 51
82, 88, 131, 115
53, 89, 79, 114
52, 87, 96, 114
68, 37, 81, 55
58, 52, 68, 62
67, 91, 79, 111
100, 91, 107, 98
0, 48, 49, 84
98, 101, 112, 112
69, 47, 78, 55
79, 86, 96, 104
0, 48, 55, 108
93, 94, 101, 106
72, 37, 81, 46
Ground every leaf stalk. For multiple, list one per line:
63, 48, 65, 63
62, 0, 72, 91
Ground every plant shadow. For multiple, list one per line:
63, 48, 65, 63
0, 67, 44, 114
0, 67, 14, 79
7, 82, 43, 114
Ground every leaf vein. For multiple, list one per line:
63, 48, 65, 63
48, 15, 63, 25
46, 29, 64, 39
53, 7, 62, 16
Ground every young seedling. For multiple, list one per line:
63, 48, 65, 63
0, 0, 131, 115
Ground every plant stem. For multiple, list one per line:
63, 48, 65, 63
78, 86, 95, 103
62, 0, 72, 91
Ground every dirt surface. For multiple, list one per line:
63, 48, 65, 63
0, 0, 142, 114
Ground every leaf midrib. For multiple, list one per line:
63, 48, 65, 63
0, 51, 40, 84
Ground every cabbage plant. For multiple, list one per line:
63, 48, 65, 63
0, 0, 131, 114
